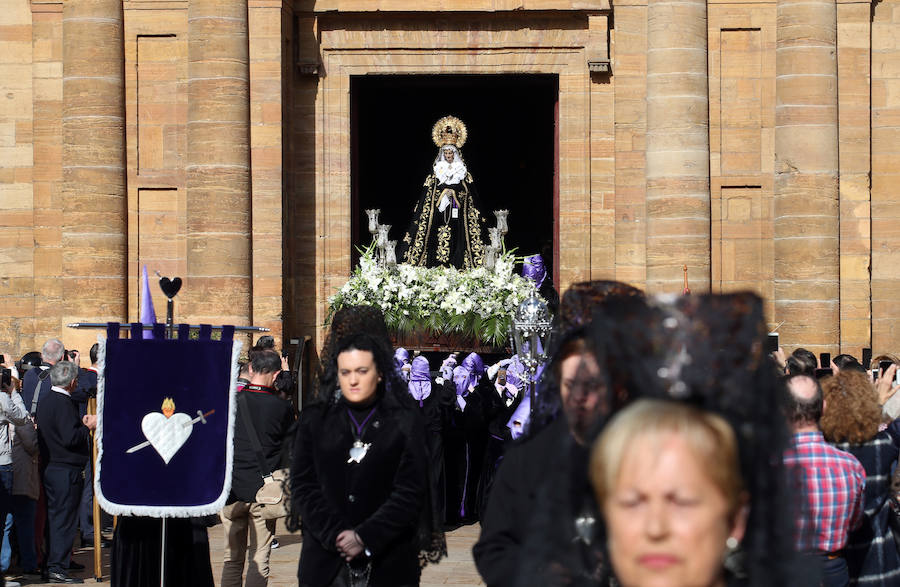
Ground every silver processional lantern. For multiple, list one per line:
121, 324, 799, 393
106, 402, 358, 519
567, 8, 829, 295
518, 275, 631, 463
510, 296, 554, 424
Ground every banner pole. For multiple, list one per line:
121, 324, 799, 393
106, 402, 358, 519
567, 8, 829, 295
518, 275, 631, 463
88, 397, 102, 581
160, 517, 166, 587
166, 299, 174, 340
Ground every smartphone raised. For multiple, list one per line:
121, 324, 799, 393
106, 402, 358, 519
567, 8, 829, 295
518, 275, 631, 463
0, 368, 10, 389
820, 353, 831, 369
862, 348, 872, 370
880, 360, 893, 375
815, 367, 834, 379
765, 333, 779, 355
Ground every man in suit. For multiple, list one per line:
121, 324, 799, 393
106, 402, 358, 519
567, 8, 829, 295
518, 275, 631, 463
21, 338, 65, 416
37, 361, 96, 584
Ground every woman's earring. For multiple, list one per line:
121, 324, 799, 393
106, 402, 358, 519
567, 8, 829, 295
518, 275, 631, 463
725, 536, 739, 551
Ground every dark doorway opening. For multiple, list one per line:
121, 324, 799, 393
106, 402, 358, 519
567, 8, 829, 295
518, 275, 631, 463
351, 74, 558, 279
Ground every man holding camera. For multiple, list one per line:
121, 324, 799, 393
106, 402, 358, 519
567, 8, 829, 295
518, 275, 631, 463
21, 339, 68, 417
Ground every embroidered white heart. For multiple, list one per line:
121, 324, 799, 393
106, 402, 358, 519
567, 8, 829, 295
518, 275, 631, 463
141, 412, 193, 465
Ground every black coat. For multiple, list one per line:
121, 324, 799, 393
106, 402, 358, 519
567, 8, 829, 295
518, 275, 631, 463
474, 417, 605, 587
291, 398, 428, 587
36, 389, 91, 469
73, 368, 98, 417
231, 386, 294, 504
21, 365, 51, 415
442, 377, 494, 524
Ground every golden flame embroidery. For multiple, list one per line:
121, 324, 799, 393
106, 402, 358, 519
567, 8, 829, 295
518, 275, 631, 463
161, 398, 175, 419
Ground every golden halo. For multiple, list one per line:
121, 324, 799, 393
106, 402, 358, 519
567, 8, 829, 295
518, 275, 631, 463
432, 115, 468, 149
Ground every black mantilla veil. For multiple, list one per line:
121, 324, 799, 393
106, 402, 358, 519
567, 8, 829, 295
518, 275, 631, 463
314, 305, 392, 403
286, 305, 447, 566
475, 282, 647, 587
526, 280, 646, 437
512, 292, 814, 586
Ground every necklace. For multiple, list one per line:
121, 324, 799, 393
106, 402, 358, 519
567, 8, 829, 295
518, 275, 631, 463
347, 561, 372, 587
346, 406, 377, 464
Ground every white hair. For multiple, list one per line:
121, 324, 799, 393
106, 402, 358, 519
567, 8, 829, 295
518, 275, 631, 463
49, 361, 79, 388
42, 338, 64, 363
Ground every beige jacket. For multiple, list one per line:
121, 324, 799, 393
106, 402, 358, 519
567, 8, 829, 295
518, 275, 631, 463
12, 417, 39, 500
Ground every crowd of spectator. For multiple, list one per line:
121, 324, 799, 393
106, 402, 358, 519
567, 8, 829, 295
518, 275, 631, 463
3, 290, 900, 587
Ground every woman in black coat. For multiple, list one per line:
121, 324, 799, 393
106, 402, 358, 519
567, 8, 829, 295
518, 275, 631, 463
291, 329, 444, 587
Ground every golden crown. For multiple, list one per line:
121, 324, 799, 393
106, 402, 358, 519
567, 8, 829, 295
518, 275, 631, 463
432, 115, 467, 149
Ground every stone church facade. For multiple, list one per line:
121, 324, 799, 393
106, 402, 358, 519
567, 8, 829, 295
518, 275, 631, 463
1, 0, 898, 357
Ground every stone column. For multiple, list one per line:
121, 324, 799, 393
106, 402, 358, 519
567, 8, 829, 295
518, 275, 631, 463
645, 0, 711, 294
61, 0, 127, 348
186, 0, 252, 326
774, 0, 839, 353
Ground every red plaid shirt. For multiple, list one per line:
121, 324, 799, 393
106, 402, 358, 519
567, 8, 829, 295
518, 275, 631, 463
784, 431, 866, 552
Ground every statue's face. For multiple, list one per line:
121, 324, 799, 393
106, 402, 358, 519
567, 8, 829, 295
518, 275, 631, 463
443, 149, 455, 163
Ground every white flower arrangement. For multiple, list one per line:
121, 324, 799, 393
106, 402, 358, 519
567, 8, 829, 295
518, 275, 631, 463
328, 249, 540, 347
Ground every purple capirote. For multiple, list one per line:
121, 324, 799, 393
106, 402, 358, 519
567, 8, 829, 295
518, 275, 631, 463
504, 355, 526, 390
454, 353, 484, 395
522, 254, 547, 290
408, 356, 432, 406
394, 347, 410, 370
140, 265, 157, 339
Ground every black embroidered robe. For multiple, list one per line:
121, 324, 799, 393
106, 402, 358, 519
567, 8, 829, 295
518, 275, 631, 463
398, 173, 488, 270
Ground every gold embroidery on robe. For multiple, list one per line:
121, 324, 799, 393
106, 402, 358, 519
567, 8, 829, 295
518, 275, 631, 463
403, 179, 437, 266
467, 200, 486, 268
436, 225, 451, 265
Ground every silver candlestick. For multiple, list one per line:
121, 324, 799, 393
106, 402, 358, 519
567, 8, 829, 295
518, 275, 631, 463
365, 209, 381, 241
494, 209, 510, 235
385, 240, 398, 268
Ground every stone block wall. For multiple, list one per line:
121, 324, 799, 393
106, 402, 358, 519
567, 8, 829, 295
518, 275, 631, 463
872, 0, 900, 356
2, 0, 900, 358
0, 0, 35, 353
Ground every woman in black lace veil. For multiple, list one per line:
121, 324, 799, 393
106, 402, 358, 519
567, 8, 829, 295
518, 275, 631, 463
287, 305, 445, 585
474, 281, 643, 587
507, 292, 814, 587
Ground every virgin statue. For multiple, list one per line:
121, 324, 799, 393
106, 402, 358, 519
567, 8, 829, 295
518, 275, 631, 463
398, 115, 488, 269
